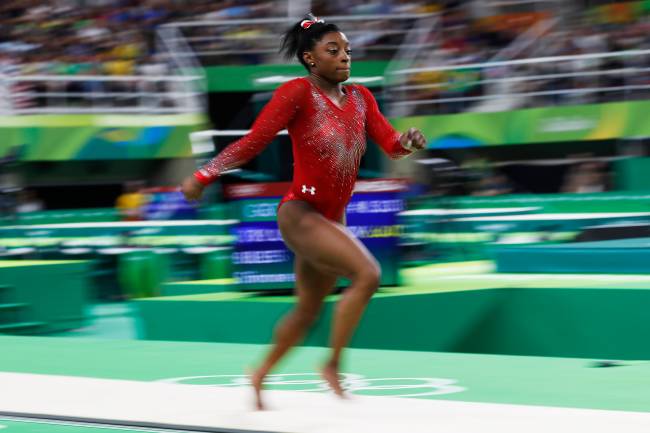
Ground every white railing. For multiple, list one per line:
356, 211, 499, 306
383, 13, 440, 118
1, 21, 207, 116
160, 13, 437, 65
386, 49, 650, 115
156, 24, 207, 94
2, 74, 204, 115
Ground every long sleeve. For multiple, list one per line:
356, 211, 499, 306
194, 79, 308, 185
358, 85, 412, 160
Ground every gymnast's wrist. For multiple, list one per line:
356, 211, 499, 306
193, 170, 212, 186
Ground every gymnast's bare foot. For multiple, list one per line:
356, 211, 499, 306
250, 369, 266, 410
321, 362, 346, 398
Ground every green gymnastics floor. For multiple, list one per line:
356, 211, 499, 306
0, 335, 648, 433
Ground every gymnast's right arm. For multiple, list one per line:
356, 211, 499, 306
181, 79, 307, 201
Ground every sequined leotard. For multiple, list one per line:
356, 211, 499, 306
194, 77, 413, 221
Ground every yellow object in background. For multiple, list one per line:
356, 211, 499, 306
116, 191, 146, 221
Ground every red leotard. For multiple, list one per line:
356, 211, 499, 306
194, 77, 412, 221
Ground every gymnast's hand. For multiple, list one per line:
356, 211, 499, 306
181, 175, 205, 202
399, 127, 426, 152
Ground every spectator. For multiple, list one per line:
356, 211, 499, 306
562, 161, 608, 194
15, 189, 44, 213
116, 181, 147, 221
471, 173, 513, 196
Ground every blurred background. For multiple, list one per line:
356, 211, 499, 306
1, 0, 650, 365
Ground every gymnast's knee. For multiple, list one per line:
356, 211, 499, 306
354, 263, 381, 296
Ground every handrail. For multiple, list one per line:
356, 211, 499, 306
161, 13, 437, 63
392, 49, 650, 75
386, 49, 650, 113
162, 13, 437, 28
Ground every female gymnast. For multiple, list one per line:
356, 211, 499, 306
181, 14, 426, 410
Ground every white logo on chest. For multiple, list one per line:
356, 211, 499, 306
302, 185, 316, 195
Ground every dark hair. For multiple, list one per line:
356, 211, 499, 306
280, 13, 340, 70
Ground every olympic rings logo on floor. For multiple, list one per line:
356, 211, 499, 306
158, 373, 466, 397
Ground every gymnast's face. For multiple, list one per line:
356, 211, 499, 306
304, 31, 351, 83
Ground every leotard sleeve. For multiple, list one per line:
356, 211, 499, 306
358, 85, 413, 160
193, 79, 308, 185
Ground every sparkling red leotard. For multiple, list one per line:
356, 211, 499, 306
194, 77, 412, 221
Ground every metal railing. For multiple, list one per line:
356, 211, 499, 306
386, 49, 650, 115
156, 24, 207, 94
2, 74, 204, 115
0, 75, 201, 115
1, 21, 207, 116
160, 13, 437, 65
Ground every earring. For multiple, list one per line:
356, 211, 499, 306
310, 62, 315, 67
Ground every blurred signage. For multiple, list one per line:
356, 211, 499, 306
228, 179, 407, 290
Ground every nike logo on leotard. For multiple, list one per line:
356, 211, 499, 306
302, 185, 316, 195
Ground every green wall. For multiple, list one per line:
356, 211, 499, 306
392, 100, 650, 147
614, 157, 650, 191
204, 61, 389, 92
134, 286, 650, 360
0, 261, 89, 334
0, 114, 206, 160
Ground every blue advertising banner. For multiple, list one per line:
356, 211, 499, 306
226, 180, 408, 291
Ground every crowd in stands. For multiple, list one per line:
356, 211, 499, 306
0, 0, 440, 110
1, 0, 649, 113
0, 0, 441, 79
406, 1, 650, 113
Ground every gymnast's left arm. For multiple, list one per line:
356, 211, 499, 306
359, 85, 426, 159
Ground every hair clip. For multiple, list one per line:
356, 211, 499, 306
300, 17, 324, 29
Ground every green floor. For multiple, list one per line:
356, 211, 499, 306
4, 261, 650, 431
1, 335, 649, 413
51, 303, 138, 340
